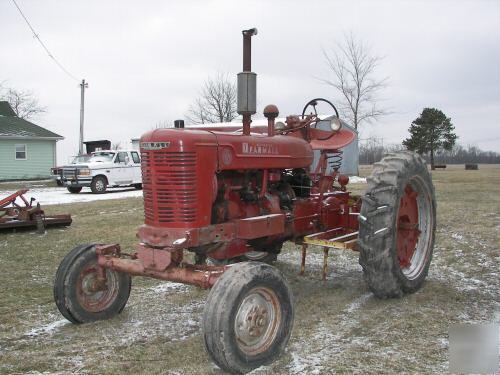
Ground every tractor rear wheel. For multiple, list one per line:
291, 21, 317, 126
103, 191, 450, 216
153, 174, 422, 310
53, 244, 131, 323
203, 262, 294, 374
358, 151, 436, 298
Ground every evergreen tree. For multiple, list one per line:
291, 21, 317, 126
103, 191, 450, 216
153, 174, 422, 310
403, 108, 457, 170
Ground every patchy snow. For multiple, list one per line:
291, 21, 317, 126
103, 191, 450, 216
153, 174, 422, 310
348, 176, 367, 184
1, 187, 143, 206
148, 281, 189, 294
26, 319, 68, 337
0, 179, 53, 185
451, 233, 464, 241
344, 292, 372, 314
287, 292, 372, 374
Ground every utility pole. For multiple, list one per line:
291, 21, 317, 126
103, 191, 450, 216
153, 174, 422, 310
79, 79, 88, 155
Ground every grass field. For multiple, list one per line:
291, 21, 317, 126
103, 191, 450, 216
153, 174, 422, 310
0, 165, 498, 374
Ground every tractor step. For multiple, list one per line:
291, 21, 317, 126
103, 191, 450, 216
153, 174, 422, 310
303, 227, 358, 250
300, 229, 359, 283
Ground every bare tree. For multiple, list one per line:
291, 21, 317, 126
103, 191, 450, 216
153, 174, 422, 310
320, 33, 388, 130
186, 73, 237, 124
154, 120, 172, 129
0, 84, 47, 120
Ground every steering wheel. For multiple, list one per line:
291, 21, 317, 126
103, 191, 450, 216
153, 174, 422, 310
301, 98, 340, 140
301, 98, 339, 119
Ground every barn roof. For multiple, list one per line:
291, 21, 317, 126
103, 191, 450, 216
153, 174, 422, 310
0, 101, 63, 139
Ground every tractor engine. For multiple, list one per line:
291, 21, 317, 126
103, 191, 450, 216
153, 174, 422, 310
138, 127, 315, 260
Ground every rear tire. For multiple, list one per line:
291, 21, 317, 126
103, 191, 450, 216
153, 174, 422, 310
53, 244, 131, 323
203, 262, 294, 374
67, 186, 82, 194
91, 176, 107, 194
358, 151, 436, 298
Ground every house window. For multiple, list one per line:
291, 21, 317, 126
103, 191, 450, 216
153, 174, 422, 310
15, 144, 27, 160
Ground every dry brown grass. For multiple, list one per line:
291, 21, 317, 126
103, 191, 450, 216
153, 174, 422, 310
0, 164, 498, 374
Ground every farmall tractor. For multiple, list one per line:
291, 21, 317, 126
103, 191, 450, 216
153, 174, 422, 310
53, 29, 436, 374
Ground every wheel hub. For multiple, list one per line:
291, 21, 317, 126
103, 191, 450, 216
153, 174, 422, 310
234, 287, 281, 356
76, 263, 119, 312
96, 180, 104, 191
397, 184, 420, 269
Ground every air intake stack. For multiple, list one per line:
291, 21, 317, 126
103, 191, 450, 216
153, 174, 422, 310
237, 28, 258, 135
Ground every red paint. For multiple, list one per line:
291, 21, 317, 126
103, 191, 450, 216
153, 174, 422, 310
100, 71, 359, 289
396, 184, 420, 268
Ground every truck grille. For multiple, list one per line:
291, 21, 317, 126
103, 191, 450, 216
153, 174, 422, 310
62, 168, 76, 179
141, 151, 197, 225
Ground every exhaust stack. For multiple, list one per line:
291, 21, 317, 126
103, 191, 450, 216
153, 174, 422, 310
238, 28, 258, 135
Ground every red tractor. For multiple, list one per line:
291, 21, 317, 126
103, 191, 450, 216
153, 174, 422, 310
53, 29, 435, 374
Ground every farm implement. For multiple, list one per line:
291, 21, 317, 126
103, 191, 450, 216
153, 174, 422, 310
53, 28, 436, 374
0, 189, 72, 232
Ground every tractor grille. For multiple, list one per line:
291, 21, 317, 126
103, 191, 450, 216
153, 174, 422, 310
141, 151, 197, 225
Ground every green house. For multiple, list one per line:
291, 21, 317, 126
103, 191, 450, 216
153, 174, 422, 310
0, 101, 63, 181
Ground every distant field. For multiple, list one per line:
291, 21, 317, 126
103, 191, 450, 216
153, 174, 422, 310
0, 165, 498, 374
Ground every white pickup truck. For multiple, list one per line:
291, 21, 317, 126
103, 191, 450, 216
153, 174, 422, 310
61, 150, 142, 194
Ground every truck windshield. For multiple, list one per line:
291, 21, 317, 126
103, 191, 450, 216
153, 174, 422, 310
89, 152, 115, 162
70, 155, 91, 164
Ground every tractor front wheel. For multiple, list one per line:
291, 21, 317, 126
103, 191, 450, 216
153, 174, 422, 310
203, 262, 294, 374
53, 244, 131, 323
358, 151, 436, 298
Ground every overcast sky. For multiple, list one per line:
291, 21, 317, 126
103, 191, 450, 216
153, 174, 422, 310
1, 0, 499, 163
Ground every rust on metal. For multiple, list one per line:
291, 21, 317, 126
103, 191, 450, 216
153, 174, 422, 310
300, 243, 307, 276
397, 184, 421, 268
0, 189, 72, 231
236, 214, 285, 239
97, 247, 228, 289
304, 228, 359, 250
322, 247, 329, 282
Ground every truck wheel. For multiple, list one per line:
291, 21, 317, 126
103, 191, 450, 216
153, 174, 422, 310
203, 262, 294, 374
67, 186, 82, 194
53, 244, 131, 323
91, 176, 107, 194
358, 151, 436, 298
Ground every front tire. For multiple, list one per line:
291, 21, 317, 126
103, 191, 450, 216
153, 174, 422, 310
91, 176, 107, 194
67, 186, 82, 194
358, 151, 436, 298
203, 262, 294, 374
53, 244, 131, 323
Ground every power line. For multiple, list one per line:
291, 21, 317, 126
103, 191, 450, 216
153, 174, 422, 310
11, 0, 80, 82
